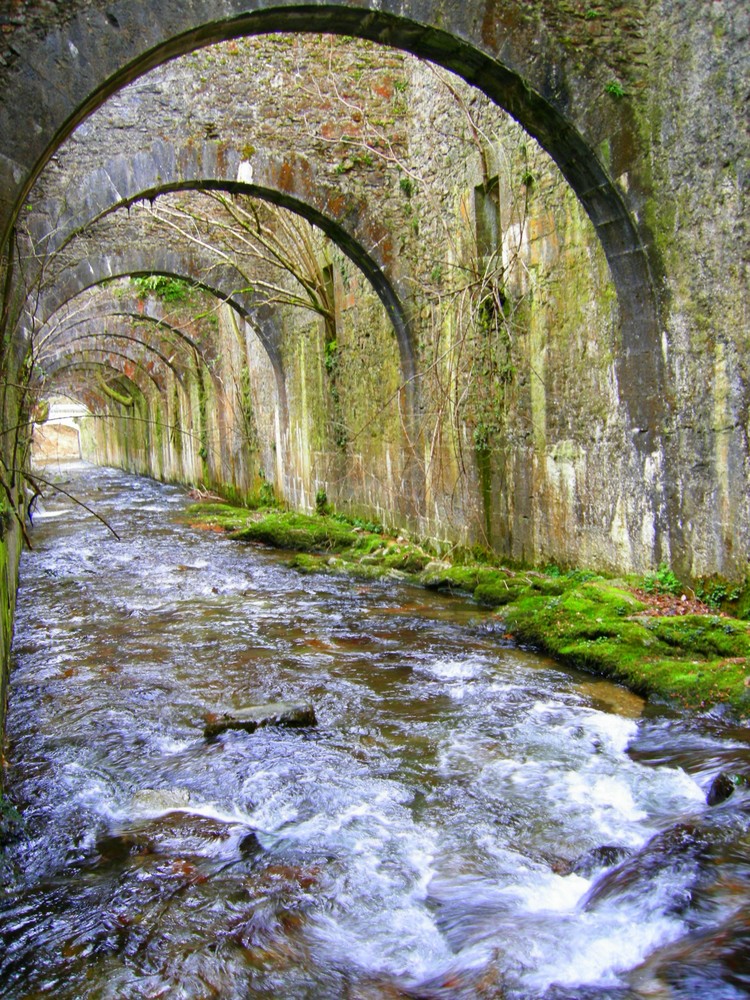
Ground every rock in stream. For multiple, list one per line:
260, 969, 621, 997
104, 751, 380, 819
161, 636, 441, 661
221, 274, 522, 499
203, 701, 316, 738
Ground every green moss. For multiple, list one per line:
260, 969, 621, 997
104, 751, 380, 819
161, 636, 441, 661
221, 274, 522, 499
354, 534, 387, 555
645, 616, 749, 659
232, 512, 358, 552
181, 501, 251, 532
288, 552, 327, 574
97, 376, 133, 408
0, 790, 22, 847
526, 575, 568, 597
421, 564, 500, 593
501, 582, 750, 715
474, 579, 529, 607
381, 543, 431, 574
131, 275, 195, 304
181, 500, 750, 716
735, 582, 750, 621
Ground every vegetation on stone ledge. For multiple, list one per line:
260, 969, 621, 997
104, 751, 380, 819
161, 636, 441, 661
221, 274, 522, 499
182, 500, 750, 718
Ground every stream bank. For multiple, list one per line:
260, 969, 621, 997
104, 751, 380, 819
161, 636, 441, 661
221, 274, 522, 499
184, 500, 750, 719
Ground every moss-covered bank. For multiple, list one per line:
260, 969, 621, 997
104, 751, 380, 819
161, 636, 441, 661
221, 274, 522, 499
182, 501, 750, 719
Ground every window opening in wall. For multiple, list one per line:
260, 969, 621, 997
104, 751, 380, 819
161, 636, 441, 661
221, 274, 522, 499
322, 262, 336, 342
473, 176, 500, 267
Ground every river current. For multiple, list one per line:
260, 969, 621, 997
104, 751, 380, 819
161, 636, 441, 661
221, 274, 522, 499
1, 464, 749, 998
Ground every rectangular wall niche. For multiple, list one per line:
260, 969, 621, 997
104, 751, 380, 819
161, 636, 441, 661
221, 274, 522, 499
322, 262, 336, 341
474, 177, 501, 268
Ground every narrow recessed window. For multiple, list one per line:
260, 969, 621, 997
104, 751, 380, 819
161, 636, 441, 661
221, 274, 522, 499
321, 262, 336, 341
474, 177, 500, 265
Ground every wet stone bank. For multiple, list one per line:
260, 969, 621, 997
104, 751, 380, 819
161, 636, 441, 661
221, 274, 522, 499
1, 465, 750, 999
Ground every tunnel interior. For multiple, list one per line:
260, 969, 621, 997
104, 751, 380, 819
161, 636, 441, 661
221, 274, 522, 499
0, 8, 749, 997
17, 28, 644, 575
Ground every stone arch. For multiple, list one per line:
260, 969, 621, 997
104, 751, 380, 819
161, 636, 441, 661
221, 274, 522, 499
36, 299, 231, 453
32, 246, 289, 418
37, 291, 213, 363
34, 271, 290, 487
41, 354, 163, 400
0, 1, 662, 435
44, 379, 113, 416
39, 320, 190, 390
29, 162, 415, 384
39, 356, 167, 469
37, 292, 214, 379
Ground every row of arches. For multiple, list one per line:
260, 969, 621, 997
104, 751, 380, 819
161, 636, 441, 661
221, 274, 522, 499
2, 3, 663, 427
0, 2, 744, 586
5, 25, 662, 575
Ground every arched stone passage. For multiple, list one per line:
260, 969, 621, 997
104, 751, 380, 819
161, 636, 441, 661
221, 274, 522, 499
45, 381, 112, 416
28, 165, 415, 384
31, 248, 288, 412
41, 355, 162, 401
35, 288, 220, 378
45, 366, 144, 407
38, 355, 183, 475
34, 267, 291, 496
35, 298, 233, 464
38, 303, 203, 367
39, 321, 190, 390
0, 1, 662, 434
38, 291, 217, 363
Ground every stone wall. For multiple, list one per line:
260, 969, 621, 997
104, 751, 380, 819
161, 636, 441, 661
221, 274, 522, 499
27, 26, 744, 588
0, 522, 21, 784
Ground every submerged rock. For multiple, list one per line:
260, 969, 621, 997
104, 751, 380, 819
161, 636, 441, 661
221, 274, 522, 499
203, 701, 317, 738
100, 811, 262, 865
572, 845, 633, 877
132, 787, 191, 812
582, 822, 712, 911
238, 831, 263, 856
706, 772, 736, 806
96, 831, 155, 862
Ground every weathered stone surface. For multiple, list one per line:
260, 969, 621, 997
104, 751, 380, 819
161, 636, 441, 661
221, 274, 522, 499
131, 787, 192, 812
203, 701, 317, 738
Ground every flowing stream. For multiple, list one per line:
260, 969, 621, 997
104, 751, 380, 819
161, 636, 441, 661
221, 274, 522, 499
2, 464, 750, 999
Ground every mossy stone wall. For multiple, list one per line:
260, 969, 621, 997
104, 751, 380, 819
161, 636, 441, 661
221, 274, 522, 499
34, 21, 748, 585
